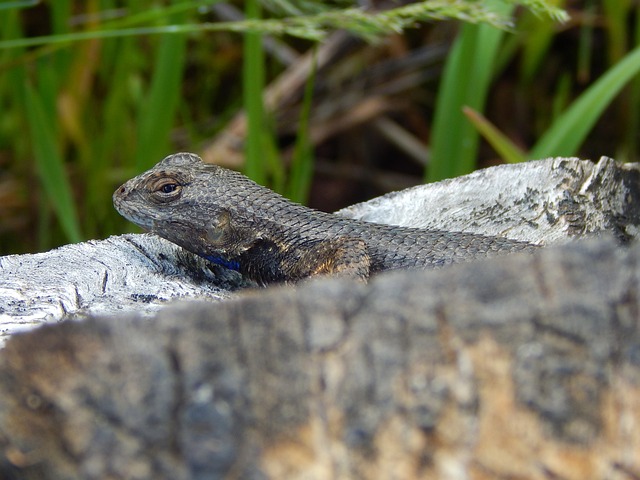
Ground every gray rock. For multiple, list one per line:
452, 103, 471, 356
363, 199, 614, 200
339, 156, 640, 243
0, 234, 244, 344
0, 238, 638, 479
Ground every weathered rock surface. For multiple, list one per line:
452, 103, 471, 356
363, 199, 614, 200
340, 156, 640, 243
0, 157, 638, 344
0, 238, 638, 479
0, 234, 247, 345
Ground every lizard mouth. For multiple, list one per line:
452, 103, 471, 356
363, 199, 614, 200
116, 208, 153, 231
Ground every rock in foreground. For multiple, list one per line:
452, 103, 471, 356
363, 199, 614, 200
0, 238, 638, 479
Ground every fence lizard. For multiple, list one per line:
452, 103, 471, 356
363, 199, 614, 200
113, 152, 538, 285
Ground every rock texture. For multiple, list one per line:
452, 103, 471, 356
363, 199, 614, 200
0, 238, 638, 479
340, 156, 640, 243
0, 234, 246, 345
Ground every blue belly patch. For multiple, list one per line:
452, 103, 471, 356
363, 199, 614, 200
201, 254, 241, 271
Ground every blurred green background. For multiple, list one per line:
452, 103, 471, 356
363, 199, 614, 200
1, 0, 639, 255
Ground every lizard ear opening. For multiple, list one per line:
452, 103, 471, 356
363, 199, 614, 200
205, 209, 258, 254
205, 209, 232, 245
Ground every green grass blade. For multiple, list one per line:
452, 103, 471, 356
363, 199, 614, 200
551, 72, 572, 119
134, 14, 187, 170
262, 124, 286, 194
0, 0, 38, 10
518, 6, 561, 82
427, 0, 513, 181
23, 81, 82, 243
576, 0, 594, 83
623, 5, 640, 162
463, 106, 526, 163
286, 47, 317, 203
243, 0, 267, 183
603, 0, 628, 63
530, 44, 640, 159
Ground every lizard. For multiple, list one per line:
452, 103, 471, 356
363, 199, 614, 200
113, 152, 539, 285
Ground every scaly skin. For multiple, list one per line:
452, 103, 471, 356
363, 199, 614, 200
113, 152, 538, 285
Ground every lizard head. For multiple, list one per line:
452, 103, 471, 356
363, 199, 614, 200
113, 152, 264, 259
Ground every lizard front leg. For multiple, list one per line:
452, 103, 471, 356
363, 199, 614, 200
286, 237, 371, 282
203, 211, 371, 283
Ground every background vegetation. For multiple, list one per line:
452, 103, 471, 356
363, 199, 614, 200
0, 0, 638, 255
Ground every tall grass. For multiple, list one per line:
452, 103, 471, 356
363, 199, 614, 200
530, 44, 640, 159
462, 3, 640, 166
3, 0, 637, 255
427, 0, 513, 181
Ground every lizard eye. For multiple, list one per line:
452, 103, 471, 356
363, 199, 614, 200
160, 183, 178, 194
149, 176, 183, 202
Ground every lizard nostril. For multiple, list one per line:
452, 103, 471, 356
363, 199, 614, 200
118, 186, 126, 195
